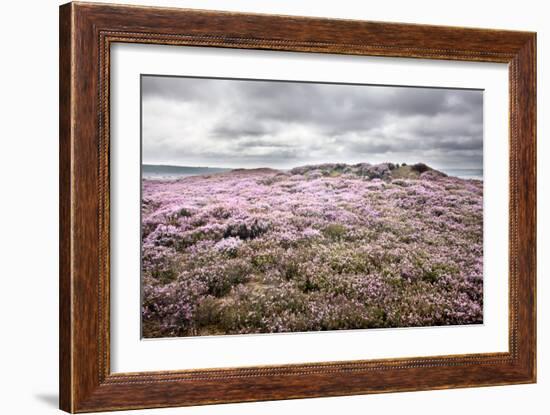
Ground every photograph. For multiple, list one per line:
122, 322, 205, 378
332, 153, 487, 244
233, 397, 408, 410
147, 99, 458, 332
140, 75, 484, 338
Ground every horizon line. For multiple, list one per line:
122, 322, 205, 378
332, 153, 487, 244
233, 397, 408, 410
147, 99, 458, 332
142, 162, 483, 171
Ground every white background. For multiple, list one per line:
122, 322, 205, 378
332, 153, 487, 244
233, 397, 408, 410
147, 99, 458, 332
111, 45, 509, 372
0, 0, 547, 414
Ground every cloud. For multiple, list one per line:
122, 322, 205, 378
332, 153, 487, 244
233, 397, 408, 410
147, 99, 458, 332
141, 76, 483, 169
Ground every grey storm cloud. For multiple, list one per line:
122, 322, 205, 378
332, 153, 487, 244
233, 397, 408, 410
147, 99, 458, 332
141, 75, 483, 170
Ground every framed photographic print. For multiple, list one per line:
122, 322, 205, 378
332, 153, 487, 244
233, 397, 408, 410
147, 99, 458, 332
59, 2, 536, 412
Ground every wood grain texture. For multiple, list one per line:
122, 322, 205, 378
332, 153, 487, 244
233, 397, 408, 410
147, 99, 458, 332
59, 2, 537, 412
59, 3, 73, 412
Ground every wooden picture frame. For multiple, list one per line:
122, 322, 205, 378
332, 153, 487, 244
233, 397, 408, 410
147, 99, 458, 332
59, 2, 536, 412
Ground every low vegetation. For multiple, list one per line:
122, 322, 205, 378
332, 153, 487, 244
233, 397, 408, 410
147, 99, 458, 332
141, 162, 483, 337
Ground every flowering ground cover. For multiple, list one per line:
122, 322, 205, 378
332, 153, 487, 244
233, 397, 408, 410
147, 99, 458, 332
141, 163, 483, 338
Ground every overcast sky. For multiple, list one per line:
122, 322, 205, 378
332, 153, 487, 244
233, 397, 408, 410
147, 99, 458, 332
141, 75, 483, 170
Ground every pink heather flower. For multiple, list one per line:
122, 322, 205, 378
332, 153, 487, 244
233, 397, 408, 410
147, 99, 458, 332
302, 228, 321, 239
214, 237, 243, 254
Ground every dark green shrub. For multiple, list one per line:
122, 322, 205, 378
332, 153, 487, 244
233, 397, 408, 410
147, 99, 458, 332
323, 224, 347, 240
411, 163, 429, 173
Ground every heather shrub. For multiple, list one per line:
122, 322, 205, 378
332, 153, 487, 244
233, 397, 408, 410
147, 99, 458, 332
224, 218, 270, 240
142, 245, 179, 283
194, 296, 222, 328
214, 237, 242, 256
411, 162, 430, 173
197, 258, 253, 297
323, 223, 347, 240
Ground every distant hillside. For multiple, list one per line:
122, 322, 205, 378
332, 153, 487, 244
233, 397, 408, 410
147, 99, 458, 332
290, 162, 449, 181
143, 164, 231, 177
143, 163, 480, 181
